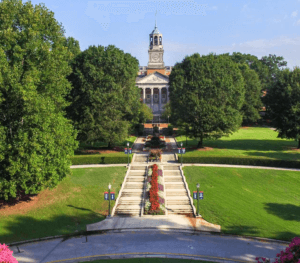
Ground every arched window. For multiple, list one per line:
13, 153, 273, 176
154, 36, 158, 45
159, 36, 162, 45
150, 36, 153, 45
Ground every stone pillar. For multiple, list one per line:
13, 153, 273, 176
143, 88, 146, 104
159, 87, 162, 113
151, 88, 153, 109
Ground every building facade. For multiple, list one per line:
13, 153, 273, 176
136, 22, 172, 122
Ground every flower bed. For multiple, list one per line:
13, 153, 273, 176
144, 164, 166, 215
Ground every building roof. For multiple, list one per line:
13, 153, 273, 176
152, 26, 160, 34
151, 20, 160, 34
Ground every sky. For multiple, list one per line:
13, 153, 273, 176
27, 0, 300, 69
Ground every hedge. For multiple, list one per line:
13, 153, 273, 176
70, 155, 132, 165
182, 156, 300, 169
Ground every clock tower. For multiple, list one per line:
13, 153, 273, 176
147, 21, 165, 74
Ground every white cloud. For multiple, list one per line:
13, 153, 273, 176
291, 10, 298, 17
296, 19, 300, 25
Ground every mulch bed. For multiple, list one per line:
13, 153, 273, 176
188, 147, 214, 151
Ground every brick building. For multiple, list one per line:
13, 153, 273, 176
136, 22, 172, 123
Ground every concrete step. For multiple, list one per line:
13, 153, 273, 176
126, 178, 145, 182
125, 183, 144, 187
129, 172, 146, 176
166, 205, 193, 209
118, 197, 143, 201
165, 185, 186, 189
164, 179, 183, 183
164, 166, 180, 170
117, 205, 141, 209
165, 192, 187, 197
121, 194, 143, 198
164, 171, 181, 175
118, 201, 142, 205
165, 189, 186, 193
167, 200, 191, 205
122, 188, 143, 194
131, 166, 147, 170
166, 196, 190, 200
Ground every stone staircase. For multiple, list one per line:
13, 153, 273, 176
114, 166, 146, 217
163, 165, 194, 216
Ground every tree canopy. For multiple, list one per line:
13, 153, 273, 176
0, 0, 78, 200
265, 67, 300, 148
66, 45, 141, 147
169, 53, 245, 147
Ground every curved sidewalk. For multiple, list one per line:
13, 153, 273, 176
11, 230, 289, 263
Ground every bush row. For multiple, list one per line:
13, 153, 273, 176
70, 155, 132, 165
182, 156, 300, 168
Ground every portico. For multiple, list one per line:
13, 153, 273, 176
136, 72, 170, 116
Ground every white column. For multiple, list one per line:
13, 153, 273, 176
151, 88, 153, 109
159, 87, 162, 113
143, 88, 146, 104
166, 87, 169, 103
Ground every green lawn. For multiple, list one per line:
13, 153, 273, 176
0, 167, 127, 244
82, 259, 216, 263
176, 127, 300, 161
184, 166, 300, 242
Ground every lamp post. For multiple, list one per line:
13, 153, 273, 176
180, 142, 183, 166
108, 183, 111, 217
127, 142, 129, 167
196, 183, 200, 216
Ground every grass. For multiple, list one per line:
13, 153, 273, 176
0, 167, 127, 244
81, 259, 216, 263
176, 127, 300, 161
184, 166, 300, 242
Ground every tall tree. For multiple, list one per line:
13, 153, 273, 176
223, 53, 263, 123
169, 53, 245, 148
63, 36, 81, 63
265, 67, 300, 148
66, 45, 140, 147
238, 63, 263, 124
139, 103, 153, 123
260, 54, 287, 88
0, 0, 78, 200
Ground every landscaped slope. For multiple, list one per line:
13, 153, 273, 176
183, 166, 300, 242
0, 167, 126, 244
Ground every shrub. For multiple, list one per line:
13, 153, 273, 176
0, 244, 18, 263
256, 236, 300, 263
70, 155, 132, 165
182, 156, 300, 169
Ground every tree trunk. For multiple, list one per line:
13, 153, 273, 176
108, 142, 112, 149
197, 132, 203, 148
298, 138, 300, 149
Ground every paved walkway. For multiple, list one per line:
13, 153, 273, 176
11, 230, 289, 263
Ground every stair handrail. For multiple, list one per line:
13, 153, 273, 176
141, 165, 148, 217
179, 165, 198, 218
111, 164, 132, 217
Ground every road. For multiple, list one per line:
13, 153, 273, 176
12, 230, 288, 263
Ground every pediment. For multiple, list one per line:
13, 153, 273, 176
136, 72, 169, 84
